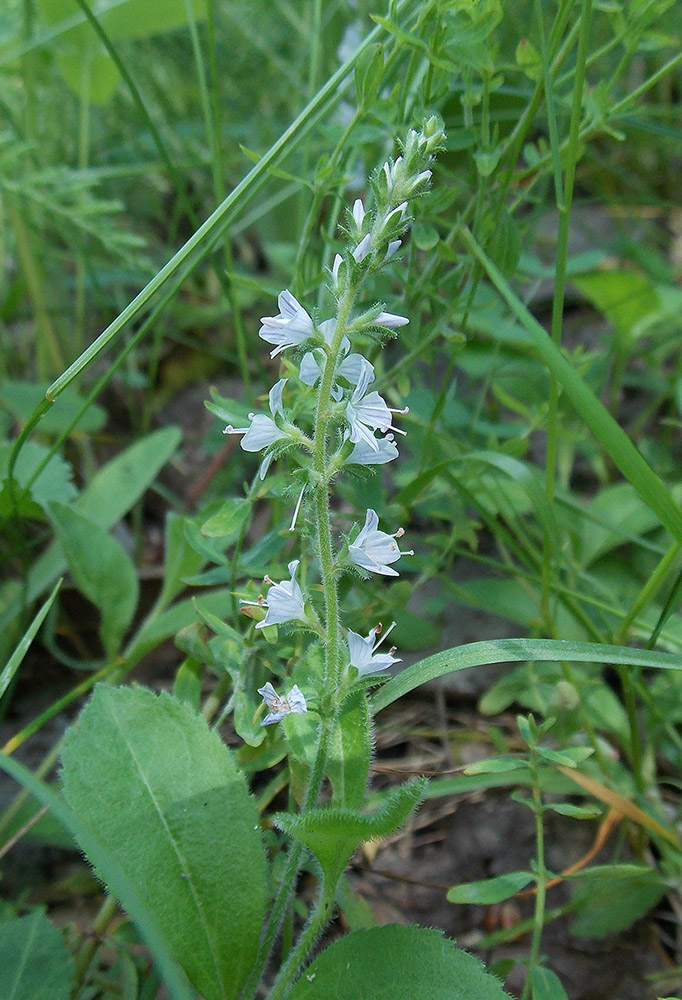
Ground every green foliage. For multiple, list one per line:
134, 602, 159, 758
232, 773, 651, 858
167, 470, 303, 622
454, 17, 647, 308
286, 925, 510, 999
275, 779, 426, 885
447, 871, 533, 905
568, 865, 667, 938
37, 0, 208, 104
0, 440, 76, 516
49, 503, 138, 657
0, 910, 74, 1000
0, 580, 61, 705
530, 967, 569, 1000
326, 691, 372, 809
60, 684, 267, 1000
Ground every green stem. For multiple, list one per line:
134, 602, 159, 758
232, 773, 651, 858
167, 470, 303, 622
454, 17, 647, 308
618, 662, 644, 793
243, 717, 335, 1000
7, 201, 64, 378
312, 286, 356, 689
522, 756, 548, 999
267, 877, 335, 1000
71, 894, 118, 994
614, 542, 681, 644
542, 0, 592, 622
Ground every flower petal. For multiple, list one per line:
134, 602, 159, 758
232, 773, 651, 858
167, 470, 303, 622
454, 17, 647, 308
241, 414, 287, 452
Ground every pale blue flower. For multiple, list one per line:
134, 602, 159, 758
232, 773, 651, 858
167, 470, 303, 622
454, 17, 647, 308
259, 290, 314, 357
347, 622, 400, 675
346, 360, 407, 451
258, 682, 307, 725
223, 379, 290, 479
385, 201, 408, 225
299, 348, 372, 392
384, 239, 402, 261
347, 433, 399, 466
349, 509, 413, 576
256, 559, 306, 629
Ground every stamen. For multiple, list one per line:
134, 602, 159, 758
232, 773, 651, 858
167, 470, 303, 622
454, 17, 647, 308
289, 485, 306, 532
373, 620, 397, 652
240, 595, 264, 607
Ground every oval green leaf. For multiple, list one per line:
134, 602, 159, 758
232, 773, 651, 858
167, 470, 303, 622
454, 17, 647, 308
287, 925, 510, 999
447, 871, 532, 905
0, 911, 73, 1000
49, 503, 138, 658
60, 684, 266, 1000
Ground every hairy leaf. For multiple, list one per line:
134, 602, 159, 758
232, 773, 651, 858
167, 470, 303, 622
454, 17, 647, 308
286, 925, 510, 999
275, 779, 426, 884
61, 684, 266, 1000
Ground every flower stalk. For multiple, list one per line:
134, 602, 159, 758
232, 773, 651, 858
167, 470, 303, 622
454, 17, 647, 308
229, 118, 444, 997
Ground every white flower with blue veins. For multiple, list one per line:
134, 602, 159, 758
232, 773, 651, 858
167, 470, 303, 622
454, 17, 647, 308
349, 508, 413, 576
257, 682, 307, 725
347, 622, 400, 675
347, 433, 399, 466
223, 379, 291, 480
299, 345, 372, 395
256, 559, 306, 629
258, 290, 314, 358
346, 360, 407, 452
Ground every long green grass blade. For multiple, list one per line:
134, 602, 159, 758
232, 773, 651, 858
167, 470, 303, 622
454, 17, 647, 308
371, 638, 682, 714
0, 580, 62, 705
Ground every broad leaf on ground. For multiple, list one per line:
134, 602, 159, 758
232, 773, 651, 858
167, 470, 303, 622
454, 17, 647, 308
60, 684, 266, 1000
0, 910, 73, 1000
286, 925, 510, 999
